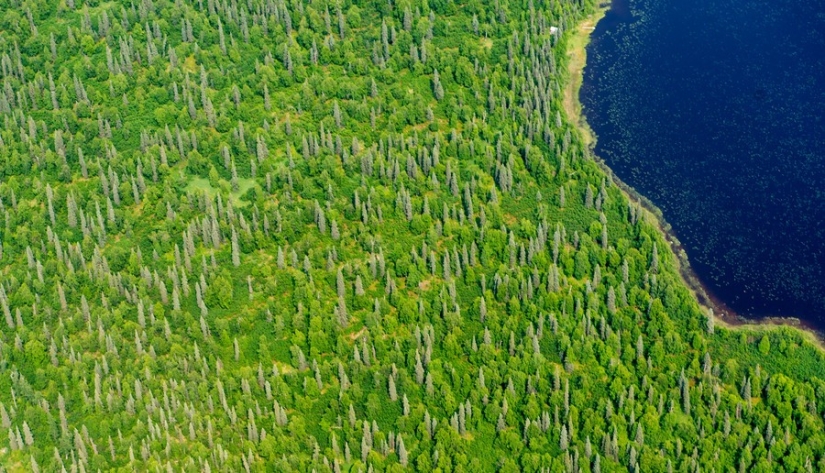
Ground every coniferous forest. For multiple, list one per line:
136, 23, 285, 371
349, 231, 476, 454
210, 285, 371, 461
1, 0, 825, 471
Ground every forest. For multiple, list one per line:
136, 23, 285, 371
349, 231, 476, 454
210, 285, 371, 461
0, 0, 824, 471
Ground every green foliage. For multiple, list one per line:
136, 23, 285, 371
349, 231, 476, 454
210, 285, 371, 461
0, 0, 823, 471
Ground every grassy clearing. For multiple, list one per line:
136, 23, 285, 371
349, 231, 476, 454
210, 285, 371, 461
563, 7, 608, 148
185, 177, 257, 207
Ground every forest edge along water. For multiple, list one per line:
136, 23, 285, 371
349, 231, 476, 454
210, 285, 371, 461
562, 5, 603, 148
564, 1, 825, 346
581, 0, 825, 334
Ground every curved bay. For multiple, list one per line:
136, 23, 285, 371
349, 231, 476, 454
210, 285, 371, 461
582, 0, 825, 325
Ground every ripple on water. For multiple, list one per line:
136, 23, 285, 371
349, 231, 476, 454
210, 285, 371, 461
582, 0, 825, 327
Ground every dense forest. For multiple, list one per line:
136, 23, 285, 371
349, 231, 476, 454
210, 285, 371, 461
0, 0, 824, 471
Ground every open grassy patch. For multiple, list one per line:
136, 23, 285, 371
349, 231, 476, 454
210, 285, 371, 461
562, 7, 608, 148
185, 176, 258, 207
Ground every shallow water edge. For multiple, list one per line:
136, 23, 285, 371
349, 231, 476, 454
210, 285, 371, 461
565, 3, 825, 345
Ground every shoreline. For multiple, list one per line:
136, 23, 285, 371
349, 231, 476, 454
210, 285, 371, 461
563, 6, 825, 349
562, 6, 606, 149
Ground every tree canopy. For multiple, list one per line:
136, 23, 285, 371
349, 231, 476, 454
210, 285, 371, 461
0, 0, 823, 471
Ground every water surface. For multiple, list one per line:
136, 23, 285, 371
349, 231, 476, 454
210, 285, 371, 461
582, 0, 825, 326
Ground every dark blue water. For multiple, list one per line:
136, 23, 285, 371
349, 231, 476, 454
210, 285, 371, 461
582, 0, 825, 327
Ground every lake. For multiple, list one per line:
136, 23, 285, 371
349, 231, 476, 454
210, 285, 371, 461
581, 0, 825, 327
